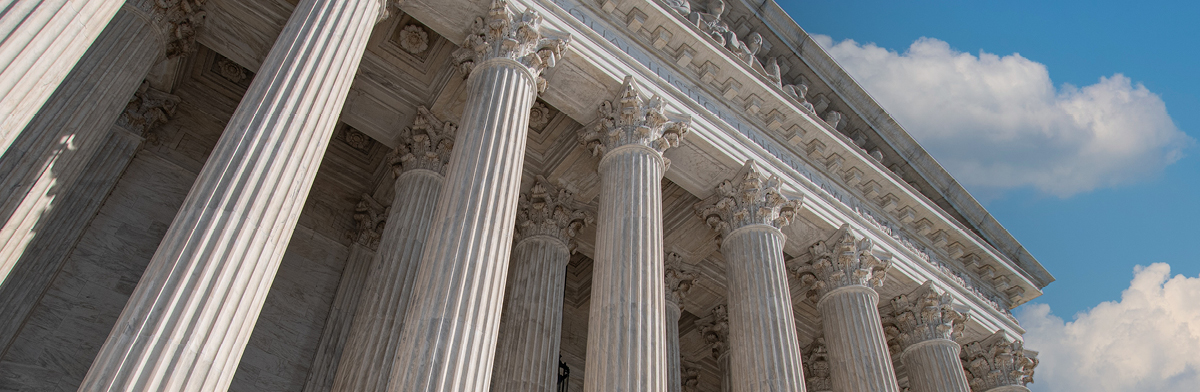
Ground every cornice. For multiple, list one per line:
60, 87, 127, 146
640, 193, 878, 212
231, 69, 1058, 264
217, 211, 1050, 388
529, 0, 1042, 315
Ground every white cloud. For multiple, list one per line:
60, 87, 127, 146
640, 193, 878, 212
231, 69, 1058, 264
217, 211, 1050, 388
1016, 263, 1200, 392
813, 35, 1190, 197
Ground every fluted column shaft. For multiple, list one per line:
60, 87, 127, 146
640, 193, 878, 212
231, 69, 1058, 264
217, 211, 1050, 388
723, 225, 806, 392
0, 125, 143, 356
0, 0, 125, 154
388, 59, 537, 391
584, 144, 669, 392
78, 0, 386, 389
303, 242, 376, 392
490, 235, 572, 392
819, 286, 901, 392
334, 169, 445, 391
666, 298, 682, 392
903, 339, 970, 392
0, 7, 161, 288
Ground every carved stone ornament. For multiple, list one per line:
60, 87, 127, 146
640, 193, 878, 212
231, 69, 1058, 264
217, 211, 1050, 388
342, 127, 372, 151
783, 81, 815, 112
215, 57, 248, 84
697, 304, 730, 359
696, 160, 801, 237
152, 0, 209, 58
450, 0, 570, 93
803, 337, 833, 392
663, 0, 692, 16
680, 359, 701, 392
528, 101, 553, 130
118, 81, 181, 140
514, 176, 593, 250
578, 76, 690, 160
887, 281, 968, 352
391, 106, 457, 176
398, 24, 429, 55
687, 0, 729, 47
793, 224, 892, 301
664, 252, 697, 307
348, 194, 388, 249
961, 331, 1039, 391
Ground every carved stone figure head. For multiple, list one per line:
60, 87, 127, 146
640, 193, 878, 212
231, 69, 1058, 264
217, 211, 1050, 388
746, 32, 763, 55
707, 0, 725, 17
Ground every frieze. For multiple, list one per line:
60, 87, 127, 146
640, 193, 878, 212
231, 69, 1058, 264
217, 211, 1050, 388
546, 0, 1021, 319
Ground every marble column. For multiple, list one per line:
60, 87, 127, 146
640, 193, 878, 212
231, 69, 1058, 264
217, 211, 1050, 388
961, 331, 1039, 392
0, 0, 125, 155
0, 0, 204, 288
796, 224, 900, 392
664, 252, 697, 392
0, 82, 178, 357
802, 338, 833, 392
78, 0, 388, 389
886, 282, 971, 392
388, 2, 568, 390
490, 178, 591, 392
578, 76, 688, 392
332, 108, 456, 392
301, 195, 386, 392
696, 161, 807, 392
699, 304, 732, 392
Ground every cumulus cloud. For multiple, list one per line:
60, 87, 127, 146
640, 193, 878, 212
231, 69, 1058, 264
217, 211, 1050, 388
1016, 263, 1200, 391
813, 35, 1190, 197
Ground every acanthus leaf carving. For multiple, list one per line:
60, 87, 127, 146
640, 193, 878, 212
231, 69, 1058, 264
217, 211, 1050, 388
802, 337, 833, 392
961, 331, 1039, 391
664, 252, 697, 308
118, 81, 181, 142
152, 0, 208, 58
695, 160, 801, 237
514, 177, 593, 250
680, 359, 701, 392
793, 224, 892, 301
578, 76, 690, 160
348, 194, 388, 249
450, 0, 570, 93
392, 106, 457, 176
887, 281, 968, 352
696, 304, 729, 359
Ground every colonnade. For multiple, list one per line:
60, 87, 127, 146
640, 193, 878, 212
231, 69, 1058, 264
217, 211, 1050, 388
0, 0, 1037, 391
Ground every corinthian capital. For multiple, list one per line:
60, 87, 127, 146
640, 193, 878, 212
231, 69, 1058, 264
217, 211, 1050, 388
887, 281, 968, 352
664, 252, 697, 307
348, 194, 387, 249
451, 0, 570, 93
697, 304, 730, 359
793, 224, 891, 301
514, 177, 592, 249
803, 337, 833, 392
391, 106, 457, 176
961, 332, 1038, 391
150, 0, 209, 58
118, 81, 181, 138
695, 160, 801, 237
578, 76, 690, 159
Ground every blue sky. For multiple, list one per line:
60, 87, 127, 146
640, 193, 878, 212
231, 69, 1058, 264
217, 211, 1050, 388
778, 1, 1200, 390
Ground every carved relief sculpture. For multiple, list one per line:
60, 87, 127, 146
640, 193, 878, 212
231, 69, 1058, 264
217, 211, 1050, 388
961, 332, 1039, 391
118, 81, 181, 142
450, 0, 570, 93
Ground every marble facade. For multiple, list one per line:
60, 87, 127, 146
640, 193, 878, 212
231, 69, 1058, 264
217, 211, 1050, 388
0, 0, 1048, 391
